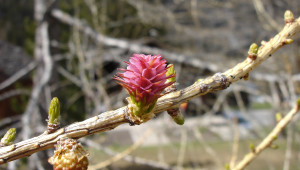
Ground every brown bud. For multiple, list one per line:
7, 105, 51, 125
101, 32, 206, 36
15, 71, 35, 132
243, 73, 249, 81
48, 138, 89, 170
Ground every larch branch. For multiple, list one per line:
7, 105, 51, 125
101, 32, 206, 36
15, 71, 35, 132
0, 14, 299, 165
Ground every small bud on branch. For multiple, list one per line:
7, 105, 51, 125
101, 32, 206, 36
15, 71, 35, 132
165, 64, 176, 84
249, 143, 256, 153
284, 10, 294, 23
165, 64, 185, 125
275, 112, 282, 122
47, 97, 61, 133
248, 43, 258, 60
0, 128, 16, 146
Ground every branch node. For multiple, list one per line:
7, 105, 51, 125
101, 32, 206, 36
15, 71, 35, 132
124, 106, 136, 126
212, 73, 230, 90
47, 123, 61, 134
243, 73, 250, 81
199, 83, 209, 93
124, 102, 154, 126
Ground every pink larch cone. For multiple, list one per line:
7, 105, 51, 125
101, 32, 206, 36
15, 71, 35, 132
114, 54, 175, 116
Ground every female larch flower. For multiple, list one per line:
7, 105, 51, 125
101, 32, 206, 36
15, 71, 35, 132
114, 54, 175, 116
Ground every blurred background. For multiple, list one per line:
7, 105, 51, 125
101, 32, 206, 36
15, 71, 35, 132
0, 0, 300, 169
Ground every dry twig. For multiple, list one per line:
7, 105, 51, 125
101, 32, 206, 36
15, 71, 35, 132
51, 9, 220, 72
89, 128, 153, 170
193, 128, 223, 169
81, 138, 172, 170
232, 100, 300, 170
0, 61, 36, 91
177, 128, 187, 168
229, 117, 240, 168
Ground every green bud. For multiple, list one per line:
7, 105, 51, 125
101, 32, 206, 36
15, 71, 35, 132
296, 99, 300, 108
166, 64, 176, 83
168, 109, 185, 125
48, 97, 60, 125
275, 112, 282, 122
224, 163, 230, 170
174, 116, 185, 125
249, 143, 255, 153
128, 96, 156, 117
172, 111, 185, 125
284, 10, 294, 23
1, 128, 16, 146
248, 43, 258, 59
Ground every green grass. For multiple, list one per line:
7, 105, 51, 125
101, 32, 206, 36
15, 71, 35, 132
250, 102, 272, 110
